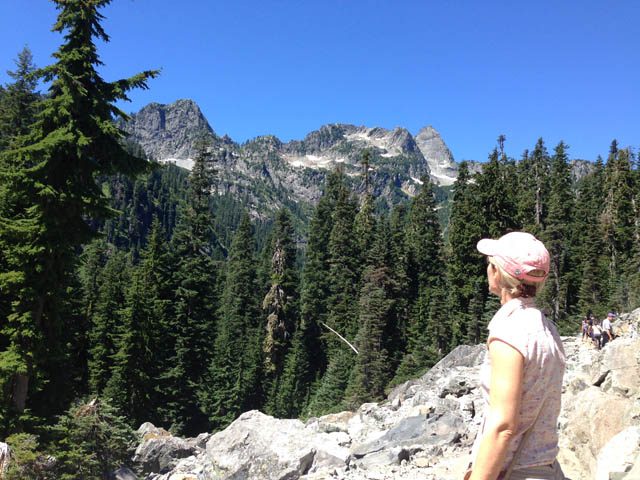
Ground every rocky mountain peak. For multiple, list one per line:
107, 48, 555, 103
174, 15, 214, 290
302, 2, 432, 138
414, 126, 458, 186
123, 99, 216, 162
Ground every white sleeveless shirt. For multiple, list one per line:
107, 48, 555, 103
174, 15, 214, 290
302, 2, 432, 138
471, 297, 566, 469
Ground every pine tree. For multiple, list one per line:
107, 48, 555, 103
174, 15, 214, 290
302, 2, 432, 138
515, 139, 550, 234
540, 141, 575, 329
308, 171, 360, 414
87, 249, 130, 395
386, 205, 411, 372
275, 171, 342, 417
102, 265, 156, 427
164, 140, 218, 435
203, 213, 261, 430
602, 145, 637, 311
345, 218, 394, 407
0, 0, 157, 429
445, 162, 486, 346
51, 398, 135, 480
574, 158, 608, 316
112, 218, 173, 428
0, 47, 39, 150
394, 177, 447, 379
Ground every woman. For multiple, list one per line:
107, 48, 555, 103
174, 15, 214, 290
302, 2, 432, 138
468, 232, 566, 480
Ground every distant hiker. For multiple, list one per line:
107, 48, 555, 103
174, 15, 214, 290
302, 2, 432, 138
467, 232, 566, 480
601, 312, 615, 347
591, 322, 603, 349
581, 316, 590, 342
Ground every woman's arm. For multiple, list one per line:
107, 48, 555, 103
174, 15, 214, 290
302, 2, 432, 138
469, 340, 524, 480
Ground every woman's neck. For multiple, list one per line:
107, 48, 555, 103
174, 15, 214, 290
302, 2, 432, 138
500, 291, 516, 305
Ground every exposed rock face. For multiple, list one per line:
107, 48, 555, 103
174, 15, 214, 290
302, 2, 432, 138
134, 308, 640, 480
123, 99, 216, 165
414, 126, 458, 186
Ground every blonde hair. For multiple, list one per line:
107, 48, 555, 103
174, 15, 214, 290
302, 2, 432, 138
489, 257, 545, 298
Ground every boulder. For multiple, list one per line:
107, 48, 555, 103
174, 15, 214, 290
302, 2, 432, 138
133, 426, 196, 475
205, 410, 349, 479
595, 426, 640, 480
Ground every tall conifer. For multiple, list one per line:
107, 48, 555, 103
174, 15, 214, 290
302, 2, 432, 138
164, 140, 218, 435
0, 0, 157, 428
203, 213, 261, 430
540, 141, 575, 328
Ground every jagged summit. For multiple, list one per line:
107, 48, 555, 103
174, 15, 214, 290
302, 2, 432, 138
123, 99, 218, 166
414, 125, 458, 186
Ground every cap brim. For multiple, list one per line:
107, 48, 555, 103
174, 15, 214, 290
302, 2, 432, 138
477, 238, 498, 256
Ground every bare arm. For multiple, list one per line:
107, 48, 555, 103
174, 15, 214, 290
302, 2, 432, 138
469, 340, 524, 480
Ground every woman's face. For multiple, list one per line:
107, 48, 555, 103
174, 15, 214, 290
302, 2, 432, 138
487, 258, 501, 296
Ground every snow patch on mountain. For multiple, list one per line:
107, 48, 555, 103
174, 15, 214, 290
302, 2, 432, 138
345, 129, 403, 157
160, 157, 194, 170
284, 154, 346, 169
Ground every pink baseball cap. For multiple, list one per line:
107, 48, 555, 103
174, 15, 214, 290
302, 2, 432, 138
477, 232, 550, 283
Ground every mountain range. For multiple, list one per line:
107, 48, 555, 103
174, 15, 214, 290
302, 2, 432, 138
121, 99, 481, 219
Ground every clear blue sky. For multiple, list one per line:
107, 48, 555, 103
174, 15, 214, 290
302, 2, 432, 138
1, 0, 639, 161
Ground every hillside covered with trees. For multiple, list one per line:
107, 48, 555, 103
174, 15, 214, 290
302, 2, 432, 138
0, 1, 639, 477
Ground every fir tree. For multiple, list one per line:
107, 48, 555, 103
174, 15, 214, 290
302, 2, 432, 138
396, 177, 446, 380
345, 218, 394, 407
164, 140, 218, 435
0, 0, 157, 429
275, 171, 342, 417
102, 266, 156, 427
515, 139, 550, 234
51, 398, 135, 480
602, 146, 637, 311
540, 141, 575, 329
203, 213, 261, 430
574, 158, 608, 316
308, 171, 360, 414
87, 249, 130, 395
0, 47, 39, 150
445, 162, 486, 346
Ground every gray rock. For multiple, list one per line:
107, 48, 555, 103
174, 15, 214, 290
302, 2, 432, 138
595, 426, 640, 480
110, 467, 138, 480
133, 433, 195, 474
205, 410, 349, 480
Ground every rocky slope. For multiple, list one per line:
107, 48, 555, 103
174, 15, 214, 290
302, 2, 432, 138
126, 308, 640, 480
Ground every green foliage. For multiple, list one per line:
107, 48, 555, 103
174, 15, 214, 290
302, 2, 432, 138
0, 0, 157, 431
51, 398, 136, 480
308, 170, 360, 413
0, 47, 40, 150
162, 142, 219, 435
203, 213, 261, 430
345, 238, 395, 408
4, 433, 56, 480
539, 142, 575, 329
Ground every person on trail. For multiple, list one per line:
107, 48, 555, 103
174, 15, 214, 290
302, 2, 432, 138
601, 312, 614, 347
467, 232, 566, 480
581, 316, 590, 342
591, 322, 603, 349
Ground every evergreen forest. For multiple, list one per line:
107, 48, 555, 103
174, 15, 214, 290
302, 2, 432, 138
0, 1, 639, 477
